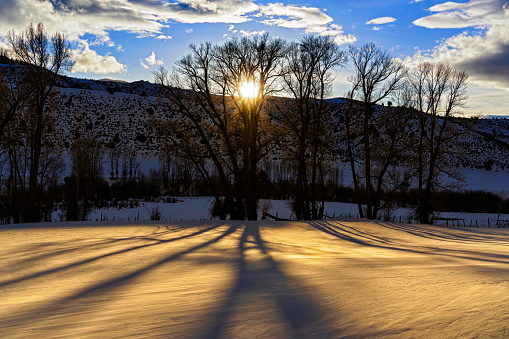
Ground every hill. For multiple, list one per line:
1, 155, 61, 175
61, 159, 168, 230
2, 64, 509, 171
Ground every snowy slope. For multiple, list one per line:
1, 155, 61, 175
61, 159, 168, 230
3, 64, 509, 174
53, 86, 170, 158
0, 220, 508, 338
43, 70, 509, 171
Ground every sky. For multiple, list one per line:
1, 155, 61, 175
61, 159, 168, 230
0, 0, 508, 116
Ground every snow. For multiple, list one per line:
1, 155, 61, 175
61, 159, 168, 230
0, 219, 508, 337
463, 168, 509, 197
79, 195, 508, 229
73, 197, 362, 223
88, 197, 216, 221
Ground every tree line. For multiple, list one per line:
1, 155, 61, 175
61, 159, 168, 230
151, 34, 469, 223
0, 23, 470, 223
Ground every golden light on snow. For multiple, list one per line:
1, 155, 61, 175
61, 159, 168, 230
239, 81, 257, 99
1, 221, 509, 337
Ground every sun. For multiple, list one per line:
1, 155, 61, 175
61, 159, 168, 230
239, 81, 257, 99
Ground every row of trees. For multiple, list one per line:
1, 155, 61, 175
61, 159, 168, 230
344, 44, 468, 224
152, 35, 469, 223
0, 23, 468, 223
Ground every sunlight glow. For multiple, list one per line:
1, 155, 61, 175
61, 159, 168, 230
239, 81, 257, 99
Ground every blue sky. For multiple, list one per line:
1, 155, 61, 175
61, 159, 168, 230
0, 0, 508, 116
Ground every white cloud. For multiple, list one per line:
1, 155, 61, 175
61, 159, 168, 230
366, 17, 397, 25
223, 33, 229, 38
72, 43, 126, 74
0, 0, 356, 50
372, 26, 381, 31
408, 0, 509, 104
0, 0, 357, 75
413, 0, 508, 29
145, 51, 164, 66
258, 3, 356, 45
239, 30, 266, 36
260, 3, 333, 28
0, 0, 260, 43
185, 29, 194, 33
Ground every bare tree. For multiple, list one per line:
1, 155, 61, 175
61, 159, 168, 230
0, 67, 31, 141
69, 134, 103, 221
152, 34, 286, 220
345, 43, 406, 219
409, 62, 469, 224
121, 145, 140, 180
7, 22, 73, 222
2, 93, 65, 223
275, 35, 347, 220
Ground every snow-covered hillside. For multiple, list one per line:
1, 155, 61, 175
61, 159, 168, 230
50, 74, 509, 171
53, 87, 169, 158
3, 64, 509, 172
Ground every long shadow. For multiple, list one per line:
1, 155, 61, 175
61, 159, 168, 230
201, 224, 336, 339
309, 220, 509, 265
0, 223, 223, 288
374, 221, 509, 245
1, 223, 191, 267
310, 220, 389, 246
0, 223, 238, 331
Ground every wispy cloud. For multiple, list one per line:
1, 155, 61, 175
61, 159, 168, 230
239, 29, 266, 36
259, 3, 356, 45
260, 3, 334, 28
366, 17, 397, 25
0, 0, 260, 43
413, 0, 508, 28
0, 1, 356, 47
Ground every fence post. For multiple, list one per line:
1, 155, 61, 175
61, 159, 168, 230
488, 218, 490, 228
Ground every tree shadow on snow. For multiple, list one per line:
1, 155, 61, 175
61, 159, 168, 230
200, 224, 336, 339
0, 223, 223, 288
0, 222, 236, 333
373, 220, 509, 245
309, 220, 509, 265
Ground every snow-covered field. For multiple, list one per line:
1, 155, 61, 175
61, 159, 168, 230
1, 219, 508, 338
86, 197, 358, 222
463, 168, 509, 197
83, 195, 508, 229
